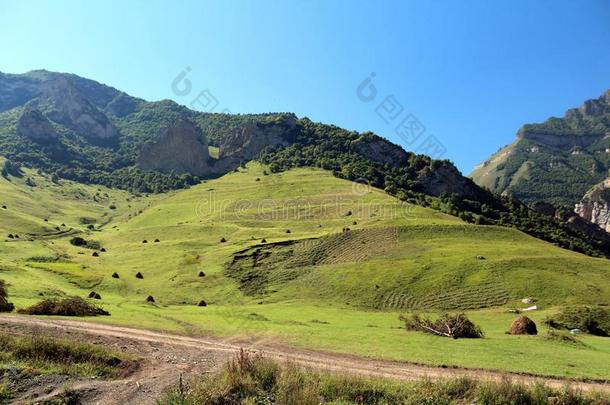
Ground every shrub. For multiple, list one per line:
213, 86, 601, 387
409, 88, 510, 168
399, 313, 484, 339
0, 280, 14, 313
111, 272, 120, 279
136, 272, 144, 279
69, 237, 100, 250
18, 296, 109, 316
544, 306, 610, 336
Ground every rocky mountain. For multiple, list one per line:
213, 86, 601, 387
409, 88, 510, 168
470, 89, 610, 207
0, 69, 477, 197
137, 119, 210, 176
575, 179, 610, 232
1, 70, 610, 256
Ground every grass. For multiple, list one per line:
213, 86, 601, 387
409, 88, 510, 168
0, 331, 133, 378
2, 160, 610, 380
159, 351, 610, 404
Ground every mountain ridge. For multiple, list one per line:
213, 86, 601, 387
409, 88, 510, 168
1, 70, 610, 257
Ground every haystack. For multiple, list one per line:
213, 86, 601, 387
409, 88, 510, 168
111, 272, 120, 279
198, 271, 205, 277
509, 316, 537, 335
146, 296, 155, 303
198, 300, 207, 307
136, 272, 144, 279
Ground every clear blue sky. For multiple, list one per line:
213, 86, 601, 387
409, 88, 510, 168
1, 0, 609, 173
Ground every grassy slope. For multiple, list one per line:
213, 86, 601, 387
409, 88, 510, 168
1, 161, 610, 379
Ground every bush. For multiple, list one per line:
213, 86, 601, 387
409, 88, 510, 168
544, 306, 610, 336
0, 280, 14, 313
399, 313, 484, 339
17, 296, 109, 316
69, 237, 100, 250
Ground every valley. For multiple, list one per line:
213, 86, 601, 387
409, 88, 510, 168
2, 160, 610, 385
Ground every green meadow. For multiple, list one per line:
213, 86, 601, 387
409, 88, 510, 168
1, 159, 610, 380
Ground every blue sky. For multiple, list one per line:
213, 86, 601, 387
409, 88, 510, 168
1, 0, 609, 173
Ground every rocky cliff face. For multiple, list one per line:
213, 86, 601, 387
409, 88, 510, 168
36, 76, 120, 140
352, 133, 408, 166
16, 108, 58, 143
218, 115, 297, 164
418, 162, 486, 199
575, 179, 610, 233
137, 120, 210, 176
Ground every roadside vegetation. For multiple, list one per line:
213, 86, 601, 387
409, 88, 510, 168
159, 351, 610, 405
0, 331, 135, 403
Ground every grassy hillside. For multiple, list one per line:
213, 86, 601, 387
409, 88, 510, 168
2, 161, 610, 379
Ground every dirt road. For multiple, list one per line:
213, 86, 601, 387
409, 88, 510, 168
0, 315, 608, 404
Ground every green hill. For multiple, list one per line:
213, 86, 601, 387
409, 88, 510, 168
2, 161, 610, 379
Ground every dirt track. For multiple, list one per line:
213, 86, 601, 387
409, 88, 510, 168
0, 315, 608, 404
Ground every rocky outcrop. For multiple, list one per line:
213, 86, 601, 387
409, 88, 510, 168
137, 120, 210, 175
517, 130, 602, 149
418, 162, 486, 199
38, 76, 120, 140
16, 108, 58, 142
352, 133, 408, 166
218, 115, 297, 165
575, 179, 610, 232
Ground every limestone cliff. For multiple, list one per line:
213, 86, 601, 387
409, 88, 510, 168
218, 115, 297, 167
16, 108, 58, 143
137, 120, 210, 176
37, 76, 120, 140
575, 179, 610, 233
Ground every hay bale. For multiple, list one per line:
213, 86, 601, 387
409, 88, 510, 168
285, 229, 291, 234
14, 235, 19, 239
111, 272, 120, 279
154, 239, 160, 243
198, 271, 205, 277
146, 295, 155, 303
100, 248, 106, 252
220, 237, 227, 243
142, 240, 148, 244
198, 300, 207, 307
92, 252, 99, 257
7, 234, 13, 239
135, 272, 144, 279
509, 316, 537, 335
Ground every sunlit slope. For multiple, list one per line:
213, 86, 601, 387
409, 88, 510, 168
2, 162, 609, 313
